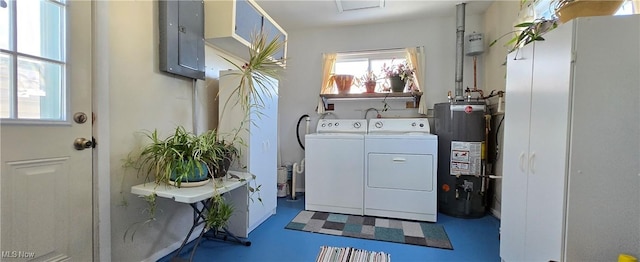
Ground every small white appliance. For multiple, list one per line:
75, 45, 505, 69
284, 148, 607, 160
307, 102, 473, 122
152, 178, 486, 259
305, 119, 367, 215
364, 118, 438, 222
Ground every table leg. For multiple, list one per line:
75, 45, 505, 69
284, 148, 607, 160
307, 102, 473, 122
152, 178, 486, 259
188, 224, 208, 261
172, 201, 207, 261
173, 197, 251, 261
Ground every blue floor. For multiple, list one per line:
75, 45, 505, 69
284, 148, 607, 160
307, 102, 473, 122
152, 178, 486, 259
160, 195, 500, 262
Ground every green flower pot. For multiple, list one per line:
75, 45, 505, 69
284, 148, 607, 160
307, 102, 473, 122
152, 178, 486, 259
389, 75, 405, 92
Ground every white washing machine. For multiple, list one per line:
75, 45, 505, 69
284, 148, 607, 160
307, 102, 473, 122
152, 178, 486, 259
365, 118, 438, 222
305, 119, 367, 215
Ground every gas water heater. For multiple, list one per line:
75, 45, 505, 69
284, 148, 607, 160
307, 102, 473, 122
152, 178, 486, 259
434, 101, 487, 218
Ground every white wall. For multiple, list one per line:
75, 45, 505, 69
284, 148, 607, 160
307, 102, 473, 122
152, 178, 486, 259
103, 1, 239, 261
482, 1, 522, 218
278, 12, 486, 189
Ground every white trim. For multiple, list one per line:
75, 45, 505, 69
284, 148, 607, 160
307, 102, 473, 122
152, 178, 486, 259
92, 1, 111, 261
0, 119, 72, 125
336, 48, 405, 60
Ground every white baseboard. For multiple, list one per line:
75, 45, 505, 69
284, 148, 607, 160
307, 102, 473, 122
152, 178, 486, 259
141, 225, 203, 262
249, 207, 277, 232
490, 208, 501, 219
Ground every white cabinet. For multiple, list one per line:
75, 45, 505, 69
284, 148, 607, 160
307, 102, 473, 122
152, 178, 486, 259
204, 0, 287, 64
500, 15, 640, 262
218, 70, 278, 238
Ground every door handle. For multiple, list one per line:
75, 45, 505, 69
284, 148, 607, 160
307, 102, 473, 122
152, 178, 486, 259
74, 137, 94, 150
519, 152, 526, 172
529, 152, 536, 174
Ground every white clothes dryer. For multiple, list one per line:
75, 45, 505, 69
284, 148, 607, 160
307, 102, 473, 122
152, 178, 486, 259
305, 119, 367, 215
364, 118, 438, 222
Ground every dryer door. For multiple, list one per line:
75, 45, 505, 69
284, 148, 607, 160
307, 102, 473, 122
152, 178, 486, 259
367, 153, 433, 192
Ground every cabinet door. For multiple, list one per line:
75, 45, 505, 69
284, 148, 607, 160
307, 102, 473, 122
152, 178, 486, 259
219, 71, 278, 235
565, 16, 640, 261
500, 44, 534, 262
218, 70, 250, 237
235, 0, 262, 43
262, 19, 286, 61
247, 76, 278, 232
525, 22, 573, 262
177, 0, 204, 72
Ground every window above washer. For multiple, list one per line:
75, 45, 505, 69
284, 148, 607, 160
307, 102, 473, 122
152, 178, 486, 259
321, 47, 424, 95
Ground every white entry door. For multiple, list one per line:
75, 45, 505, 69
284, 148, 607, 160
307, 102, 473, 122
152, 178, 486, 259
1, 1, 93, 261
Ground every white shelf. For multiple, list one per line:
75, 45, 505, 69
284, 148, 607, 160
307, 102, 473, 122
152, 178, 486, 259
320, 92, 422, 109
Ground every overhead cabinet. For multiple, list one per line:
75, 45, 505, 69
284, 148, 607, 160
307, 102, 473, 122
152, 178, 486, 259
204, 0, 287, 65
500, 15, 639, 262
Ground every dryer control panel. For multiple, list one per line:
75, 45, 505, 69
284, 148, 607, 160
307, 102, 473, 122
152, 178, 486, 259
368, 118, 431, 134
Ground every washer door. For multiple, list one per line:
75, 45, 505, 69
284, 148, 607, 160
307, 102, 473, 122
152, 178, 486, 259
367, 153, 433, 192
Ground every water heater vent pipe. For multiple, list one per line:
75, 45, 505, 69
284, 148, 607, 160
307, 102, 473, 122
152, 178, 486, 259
454, 2, 466, 101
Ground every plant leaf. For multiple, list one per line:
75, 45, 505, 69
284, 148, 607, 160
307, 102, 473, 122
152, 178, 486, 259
514, 22, 533, 28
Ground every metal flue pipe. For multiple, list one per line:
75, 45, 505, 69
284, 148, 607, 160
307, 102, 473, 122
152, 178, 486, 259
455, 2, 466, 101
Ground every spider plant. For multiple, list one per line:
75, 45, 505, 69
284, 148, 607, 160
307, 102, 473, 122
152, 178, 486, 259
129, 126, 210, 188
219, 30, 286, 122
205, 194, 234, 230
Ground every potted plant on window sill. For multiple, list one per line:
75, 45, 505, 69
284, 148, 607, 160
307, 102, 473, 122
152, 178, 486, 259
360, 71, 378, 93
381, 60, 415, 93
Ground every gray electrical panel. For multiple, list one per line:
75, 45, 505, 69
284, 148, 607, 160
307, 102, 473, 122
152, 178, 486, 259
159, 0, 205, 80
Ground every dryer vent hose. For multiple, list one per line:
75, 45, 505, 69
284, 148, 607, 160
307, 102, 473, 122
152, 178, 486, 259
296, 114, 310, 150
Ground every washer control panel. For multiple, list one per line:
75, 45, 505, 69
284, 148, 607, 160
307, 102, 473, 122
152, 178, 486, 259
368, 118, 431, 133
317, 119, 368, 134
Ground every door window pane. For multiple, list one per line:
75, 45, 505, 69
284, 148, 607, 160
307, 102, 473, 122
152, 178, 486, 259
3, 0, 66, 121
17, 0, 64, 61
0, 0, 9, 50
1, 53, 10, 118
17, 56, 63, 120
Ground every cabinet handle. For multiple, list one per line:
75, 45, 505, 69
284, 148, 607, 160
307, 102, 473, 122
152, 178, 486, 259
392, 157, 406, 163
529, 152, 536, 174
519, 152, 526, 172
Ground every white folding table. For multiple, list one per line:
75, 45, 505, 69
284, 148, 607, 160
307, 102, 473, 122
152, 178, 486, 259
131, 171, 254, 261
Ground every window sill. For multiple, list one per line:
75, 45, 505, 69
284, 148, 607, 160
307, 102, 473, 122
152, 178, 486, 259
320, 91, 422, 110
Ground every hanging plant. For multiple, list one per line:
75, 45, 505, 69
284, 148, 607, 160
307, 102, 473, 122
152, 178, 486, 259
219, 30, 286, 120
489, 17, 558, 54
